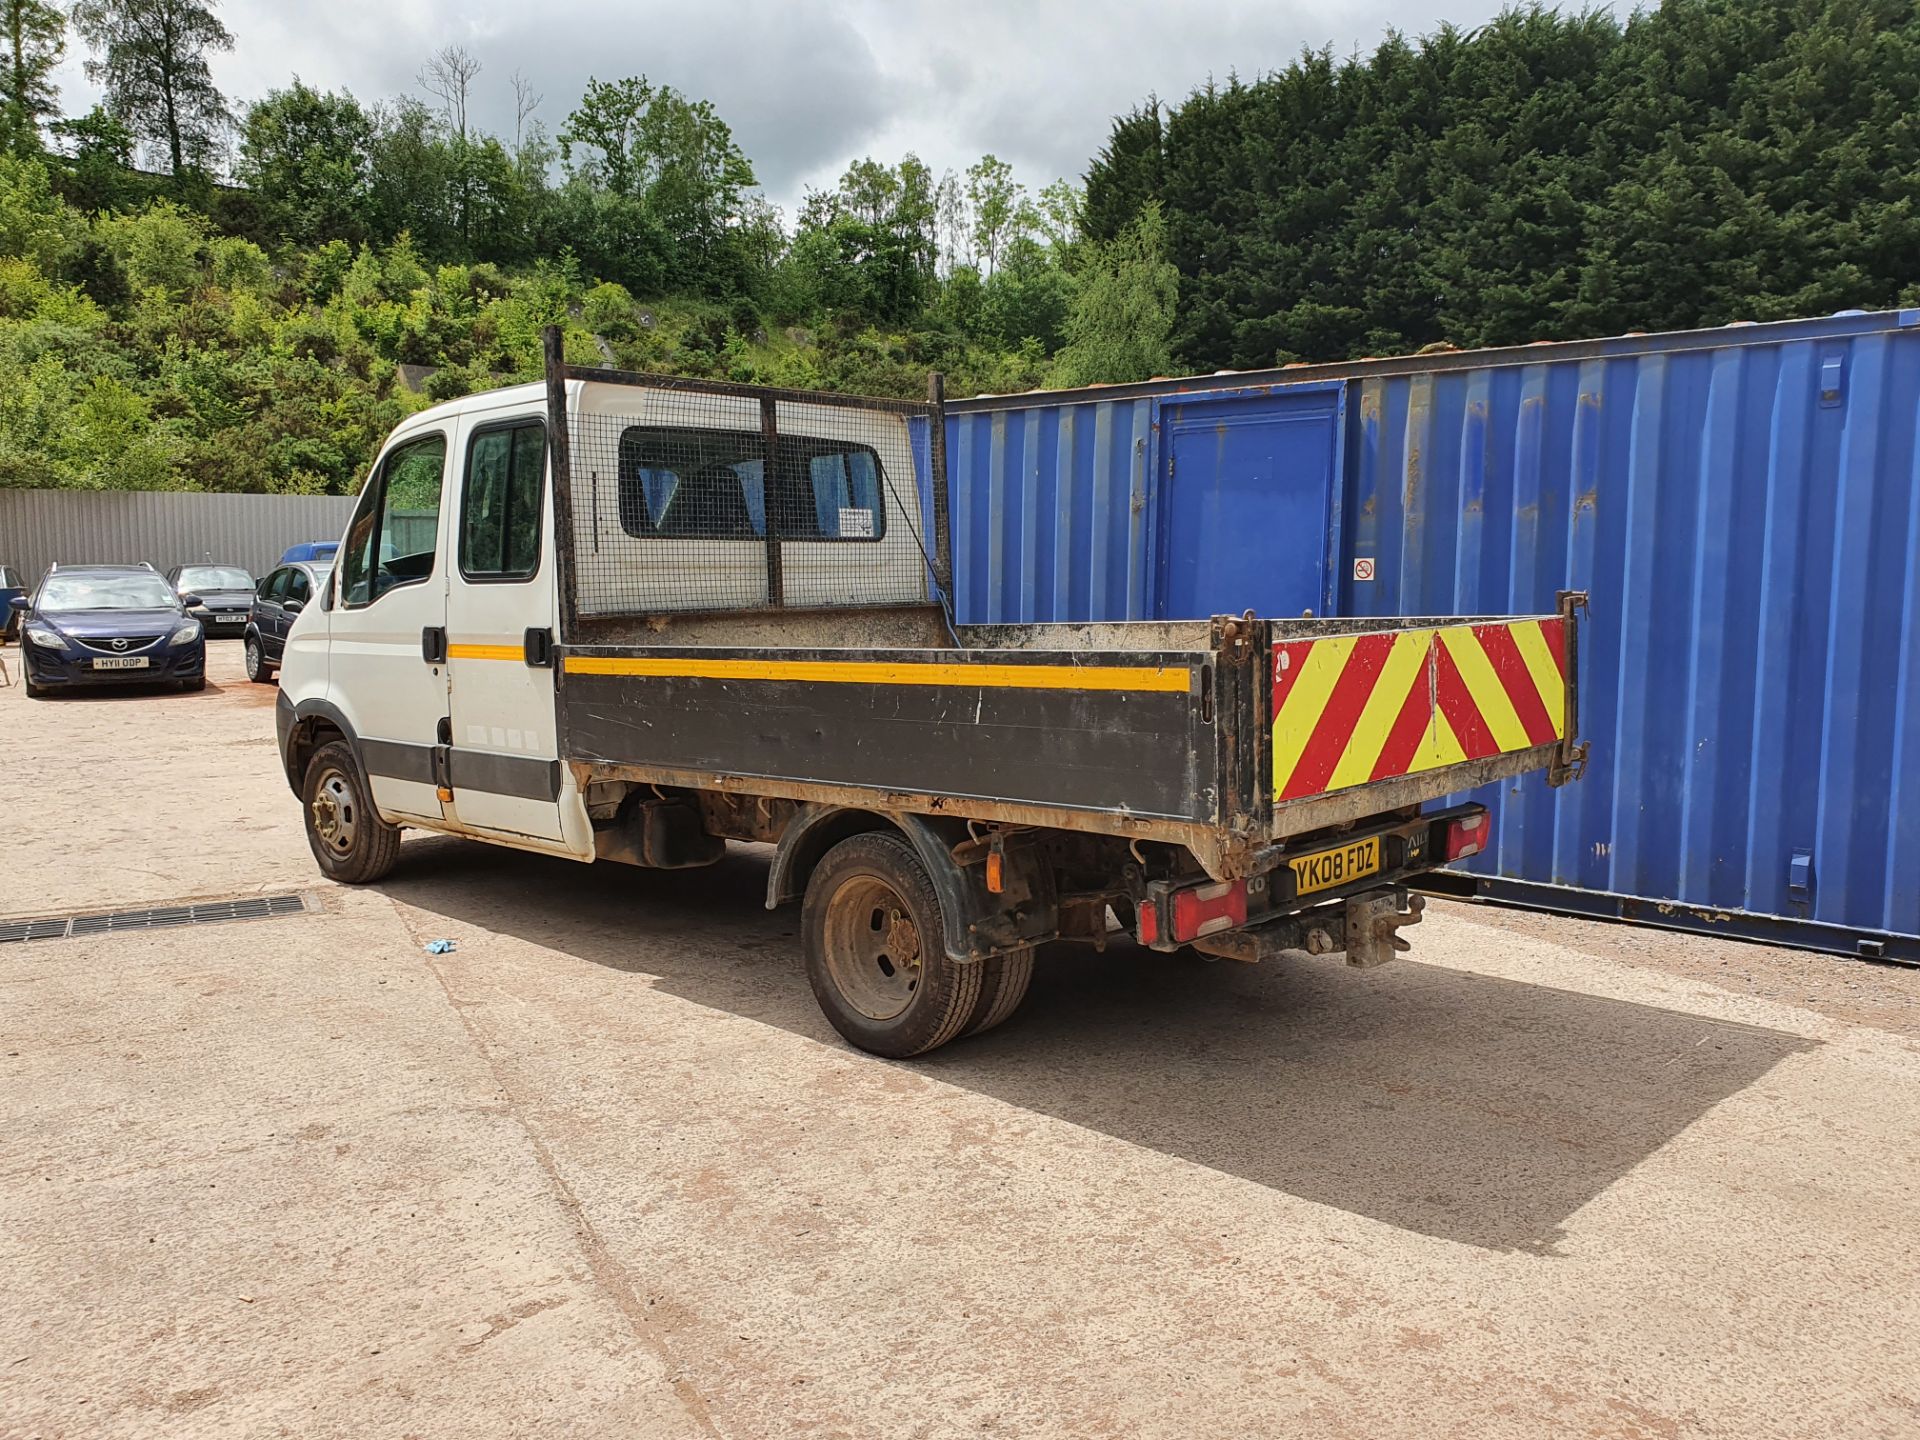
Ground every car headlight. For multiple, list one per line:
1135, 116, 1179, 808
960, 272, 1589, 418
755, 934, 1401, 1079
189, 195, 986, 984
25, 625, 63, 649
168, 623, 201, 646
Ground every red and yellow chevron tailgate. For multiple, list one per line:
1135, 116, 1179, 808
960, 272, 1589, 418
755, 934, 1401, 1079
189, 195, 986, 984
1271, 619, 1568, 802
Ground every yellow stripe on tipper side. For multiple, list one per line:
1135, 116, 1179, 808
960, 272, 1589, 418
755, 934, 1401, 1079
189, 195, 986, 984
1270, 633, 1357, 789
1436, 627, 1533, 753
1510, 620, 1568, 738
447, 643, 524, 662
561, 654, 1194, 693
1324, 628, 1432, 791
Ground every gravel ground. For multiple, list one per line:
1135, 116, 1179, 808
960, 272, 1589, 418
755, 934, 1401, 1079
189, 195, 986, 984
2, 643, 1917, 1439
1457, 900, 1920, 1038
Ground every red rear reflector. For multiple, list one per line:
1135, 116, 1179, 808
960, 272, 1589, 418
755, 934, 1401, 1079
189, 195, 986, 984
1443, 810, 1492, 861
1170, 880, 1248, 942
1137, 902, 1159, 945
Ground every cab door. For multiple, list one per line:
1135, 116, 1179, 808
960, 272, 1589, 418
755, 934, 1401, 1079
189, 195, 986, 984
441, 412, 584, 849
279, 566, 315, 651
328, 428, 452, 825
254, 568, 289, 658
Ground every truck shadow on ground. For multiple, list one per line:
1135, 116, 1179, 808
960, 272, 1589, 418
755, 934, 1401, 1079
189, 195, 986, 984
383, 838, 1816, 1256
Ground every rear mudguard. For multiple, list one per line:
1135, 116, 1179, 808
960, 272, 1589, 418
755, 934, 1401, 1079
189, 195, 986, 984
766, 805, 1056, 963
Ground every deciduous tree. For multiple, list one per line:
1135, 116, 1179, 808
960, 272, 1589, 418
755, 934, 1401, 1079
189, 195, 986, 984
72, 0, 233, 175
1052, 203, 1176, 386
236, 80, 374, 245
1, 0, 64, 156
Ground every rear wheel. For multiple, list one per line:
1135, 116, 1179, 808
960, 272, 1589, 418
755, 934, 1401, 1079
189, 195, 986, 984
301, 740, 400, 884
802, 833, 982, 1059
244, 635, 272, 684
962, 948, 1034, 1037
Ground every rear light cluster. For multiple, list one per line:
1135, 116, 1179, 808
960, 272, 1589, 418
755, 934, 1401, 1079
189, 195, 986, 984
1138, 879, 1248, 946
1442, 810, 1492, 861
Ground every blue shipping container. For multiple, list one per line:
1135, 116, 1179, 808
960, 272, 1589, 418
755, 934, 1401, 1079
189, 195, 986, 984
942, 310, 1920, 960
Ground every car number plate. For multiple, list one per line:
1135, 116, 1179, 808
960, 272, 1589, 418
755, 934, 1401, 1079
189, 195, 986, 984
221, 612, 248, 623
92, 655, 150, 670
1288, 835, 1382, 896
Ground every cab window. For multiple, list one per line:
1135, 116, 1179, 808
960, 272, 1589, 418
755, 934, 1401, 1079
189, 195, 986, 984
342, 432, 447, 606
261, 568, 291, 602
286, 568, 312, 606
460, 421, 545, 580
614, 427, 885, 542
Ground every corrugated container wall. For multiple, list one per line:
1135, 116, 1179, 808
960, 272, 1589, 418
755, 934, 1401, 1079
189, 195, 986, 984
946, 399, 1158, 622
942, 311, 1920, 957
1341, 318, 1920, 953
0, 490, 356, 584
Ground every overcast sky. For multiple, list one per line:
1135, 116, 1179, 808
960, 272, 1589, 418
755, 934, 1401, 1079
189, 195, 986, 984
48, 0, 1609, 216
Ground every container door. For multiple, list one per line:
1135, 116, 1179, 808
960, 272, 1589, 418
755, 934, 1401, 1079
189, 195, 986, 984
1159, 386, 1343, 619
443, 413, 578, 847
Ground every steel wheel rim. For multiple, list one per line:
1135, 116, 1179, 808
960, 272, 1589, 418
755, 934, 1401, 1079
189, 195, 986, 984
310, 768, 359, 857
822, 873, 922, 1021
245, 639, 260, 676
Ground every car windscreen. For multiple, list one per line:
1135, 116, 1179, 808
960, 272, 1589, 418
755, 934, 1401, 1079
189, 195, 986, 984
40, 574, 179, 610
179, 566, 252, 590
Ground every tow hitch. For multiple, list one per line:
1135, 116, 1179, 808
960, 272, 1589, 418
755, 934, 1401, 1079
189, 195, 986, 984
1191, 888, 1425, 966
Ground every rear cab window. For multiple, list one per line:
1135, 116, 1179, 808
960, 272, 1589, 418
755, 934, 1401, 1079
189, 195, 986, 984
460, 420, 546, 580
615, 427, 886, 542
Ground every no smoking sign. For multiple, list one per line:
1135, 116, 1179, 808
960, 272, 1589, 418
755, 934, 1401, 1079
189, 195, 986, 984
1353, 557, 1376, 582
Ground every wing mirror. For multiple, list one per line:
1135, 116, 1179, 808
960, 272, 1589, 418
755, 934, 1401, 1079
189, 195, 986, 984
6, 595, 27, 612
283, 599, 304, 615
179, 593, 203, 607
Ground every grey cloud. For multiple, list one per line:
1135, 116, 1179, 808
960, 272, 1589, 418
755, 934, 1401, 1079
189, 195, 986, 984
48, 0, 1615, 214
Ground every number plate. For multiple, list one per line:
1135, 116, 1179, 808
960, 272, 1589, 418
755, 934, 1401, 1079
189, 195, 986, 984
1288, 835, 1382, 896
221, 612, 249, 624
92, 655, 150, 670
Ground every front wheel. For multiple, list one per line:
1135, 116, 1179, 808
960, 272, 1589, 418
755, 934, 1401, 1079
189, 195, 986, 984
301, 740, 400, 884
802, 833, 982, 1059
244, 635, 273, 684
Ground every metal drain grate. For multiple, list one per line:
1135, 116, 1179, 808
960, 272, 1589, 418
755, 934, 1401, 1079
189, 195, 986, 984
0, 893, 309, 945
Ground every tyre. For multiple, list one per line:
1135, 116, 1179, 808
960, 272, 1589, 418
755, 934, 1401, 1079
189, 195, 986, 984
244, 635, 273, 684
23, 673, 46, 699
801, 832, 983, 1059
179, 675, 205, 693
301, 740, 400, 884
961, 947, 1034, 1037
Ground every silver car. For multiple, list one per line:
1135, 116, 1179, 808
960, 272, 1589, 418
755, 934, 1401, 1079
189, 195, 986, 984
165, 564, 256, 638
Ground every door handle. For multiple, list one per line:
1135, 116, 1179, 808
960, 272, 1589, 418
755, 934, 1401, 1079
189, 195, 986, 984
523, 627, 553, 668
421, 626, 447, 663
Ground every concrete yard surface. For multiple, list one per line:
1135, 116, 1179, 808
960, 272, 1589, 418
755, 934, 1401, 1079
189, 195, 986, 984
2, 646, 1918, 1438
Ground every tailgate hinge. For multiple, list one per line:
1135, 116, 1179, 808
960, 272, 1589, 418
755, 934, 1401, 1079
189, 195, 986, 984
1549, 590, 1590, 787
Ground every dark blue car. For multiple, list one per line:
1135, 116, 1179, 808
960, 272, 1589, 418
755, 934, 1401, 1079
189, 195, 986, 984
279, 542, 339, 564
10, 563, 207, 698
